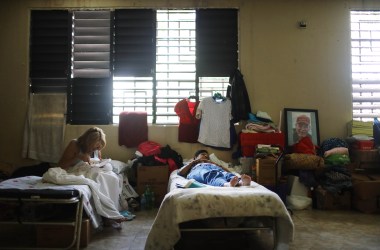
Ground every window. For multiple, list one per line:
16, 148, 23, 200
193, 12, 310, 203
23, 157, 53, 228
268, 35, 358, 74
113, 9, 237, 124
351, 11, 380, 121
30, 9, 238, 125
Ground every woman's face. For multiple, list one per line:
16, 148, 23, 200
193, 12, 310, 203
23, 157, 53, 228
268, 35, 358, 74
89, 141, 103, 153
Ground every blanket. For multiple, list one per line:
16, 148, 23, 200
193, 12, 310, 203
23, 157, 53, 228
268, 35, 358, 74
145, 170, 294, 250
43, 166, 124, 221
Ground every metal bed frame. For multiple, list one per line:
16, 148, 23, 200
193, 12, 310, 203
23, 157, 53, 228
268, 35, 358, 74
0, 188, 84, 250
176, 217, 277, 249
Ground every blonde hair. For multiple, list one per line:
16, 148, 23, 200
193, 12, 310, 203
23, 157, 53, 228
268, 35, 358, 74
77, 127, 106, 153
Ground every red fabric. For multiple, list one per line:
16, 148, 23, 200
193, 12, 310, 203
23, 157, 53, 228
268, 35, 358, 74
174, 99, 200, 143
291, 136, 316, 155
153, 156, 178, 174
118, 111, 148, 148
138, 141, 161, 156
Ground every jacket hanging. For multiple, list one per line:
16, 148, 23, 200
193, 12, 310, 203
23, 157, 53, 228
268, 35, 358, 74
227, 69, 251, 123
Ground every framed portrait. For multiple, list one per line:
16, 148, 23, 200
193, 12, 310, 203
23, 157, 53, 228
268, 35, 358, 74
284, 108, 320, 147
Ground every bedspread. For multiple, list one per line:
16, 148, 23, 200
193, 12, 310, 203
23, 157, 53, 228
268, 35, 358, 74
0, 175, 102, 228
145, 170, 294, 250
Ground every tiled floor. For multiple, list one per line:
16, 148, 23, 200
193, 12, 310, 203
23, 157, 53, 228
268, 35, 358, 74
85, 208, 380, 250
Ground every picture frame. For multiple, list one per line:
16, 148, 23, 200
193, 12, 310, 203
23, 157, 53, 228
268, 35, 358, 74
283, 108, 320, 147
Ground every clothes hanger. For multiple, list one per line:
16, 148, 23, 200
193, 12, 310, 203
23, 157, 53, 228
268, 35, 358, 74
188, 95, 199, 101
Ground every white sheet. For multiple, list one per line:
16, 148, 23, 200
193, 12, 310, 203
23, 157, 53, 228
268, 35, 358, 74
145, 170, 294, 250
42, 166, 124, 221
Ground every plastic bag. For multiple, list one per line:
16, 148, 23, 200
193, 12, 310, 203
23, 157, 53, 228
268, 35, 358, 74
286, 195, 312, 210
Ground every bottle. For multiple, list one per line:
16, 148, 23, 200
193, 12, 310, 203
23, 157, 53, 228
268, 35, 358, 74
151, 190, 155, 208
144, 185, 152, 210
140, 194, 146, 210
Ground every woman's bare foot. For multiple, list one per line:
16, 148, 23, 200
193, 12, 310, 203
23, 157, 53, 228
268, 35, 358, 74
114, 217, 130, 223
239, 174, 252, 186
224, 176, 239, 187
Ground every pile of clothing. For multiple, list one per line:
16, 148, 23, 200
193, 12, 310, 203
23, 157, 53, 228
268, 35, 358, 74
242, 111, 279, 133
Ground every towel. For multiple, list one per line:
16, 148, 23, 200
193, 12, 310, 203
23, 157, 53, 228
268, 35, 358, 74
118, 111, 148, 147
22, 93, 66, 163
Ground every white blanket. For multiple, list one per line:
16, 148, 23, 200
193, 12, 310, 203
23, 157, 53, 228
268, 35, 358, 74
145, 170, 294, 250
43, 165, 124, 220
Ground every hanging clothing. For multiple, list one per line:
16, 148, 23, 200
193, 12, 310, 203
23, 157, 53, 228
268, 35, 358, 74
196, 96, 232, 148
118, 111, 148, 148
227, 69, 251, 123
174, 98, 200, 143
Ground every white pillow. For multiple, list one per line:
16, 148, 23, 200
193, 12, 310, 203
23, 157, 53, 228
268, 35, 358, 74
110, 160, 127, 174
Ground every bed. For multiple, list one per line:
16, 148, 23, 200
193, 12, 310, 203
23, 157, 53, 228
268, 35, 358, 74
145, 169, 294, 250
0, 176, 94, 250
0, 160, 132, 250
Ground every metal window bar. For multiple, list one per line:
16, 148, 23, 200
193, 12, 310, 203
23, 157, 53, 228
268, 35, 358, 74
351, 11, 380, 121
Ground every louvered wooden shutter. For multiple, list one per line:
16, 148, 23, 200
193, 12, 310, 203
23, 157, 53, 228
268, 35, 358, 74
69, 10, 112, 124
72, 10, 111, 78
29, 10, 71, 93
114, 9, 156, 77
196, 9, 238, 77
69, 78, 112, 124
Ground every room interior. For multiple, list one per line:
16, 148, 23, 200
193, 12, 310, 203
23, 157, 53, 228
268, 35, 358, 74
0, 0, 379, 249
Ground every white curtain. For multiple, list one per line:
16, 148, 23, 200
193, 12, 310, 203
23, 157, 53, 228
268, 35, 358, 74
22, 93, 66, 163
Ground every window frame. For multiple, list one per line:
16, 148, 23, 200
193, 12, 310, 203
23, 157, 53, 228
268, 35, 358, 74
29, 8, 239, 125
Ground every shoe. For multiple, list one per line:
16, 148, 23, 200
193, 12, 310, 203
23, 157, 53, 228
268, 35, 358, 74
120, 210, 136, 221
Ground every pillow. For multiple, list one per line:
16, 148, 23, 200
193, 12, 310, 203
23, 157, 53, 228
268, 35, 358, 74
110, 160, 128, 174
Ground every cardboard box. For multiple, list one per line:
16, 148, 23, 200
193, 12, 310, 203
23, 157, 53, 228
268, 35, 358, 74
315, 187, 351, 210
137, 165, 169, 207
351, 149, 380, 169
351, 172, 380, 213
36, 218, 90, 248
256, 158, 277, 185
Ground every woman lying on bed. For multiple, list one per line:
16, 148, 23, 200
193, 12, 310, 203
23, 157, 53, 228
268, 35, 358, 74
57, 127, 130, 227
178, 149, 251, 187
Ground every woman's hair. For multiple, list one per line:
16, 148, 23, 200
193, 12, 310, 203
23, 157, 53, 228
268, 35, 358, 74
194, 149, 208, 158
77, 127, 106, 153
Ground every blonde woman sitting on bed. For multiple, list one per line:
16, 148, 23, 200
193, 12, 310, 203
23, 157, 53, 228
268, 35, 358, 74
178, 149, 251, 187
58, 127, 129, 225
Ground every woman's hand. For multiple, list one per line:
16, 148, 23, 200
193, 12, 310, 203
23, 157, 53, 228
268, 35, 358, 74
78, 152, 91, 164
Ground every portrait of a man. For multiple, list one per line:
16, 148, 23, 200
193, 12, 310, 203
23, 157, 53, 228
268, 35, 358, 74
284, 108, 320, 147
293, 114, 312, 143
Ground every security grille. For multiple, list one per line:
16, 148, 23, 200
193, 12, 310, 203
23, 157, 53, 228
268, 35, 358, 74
351, 11, 380, 121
